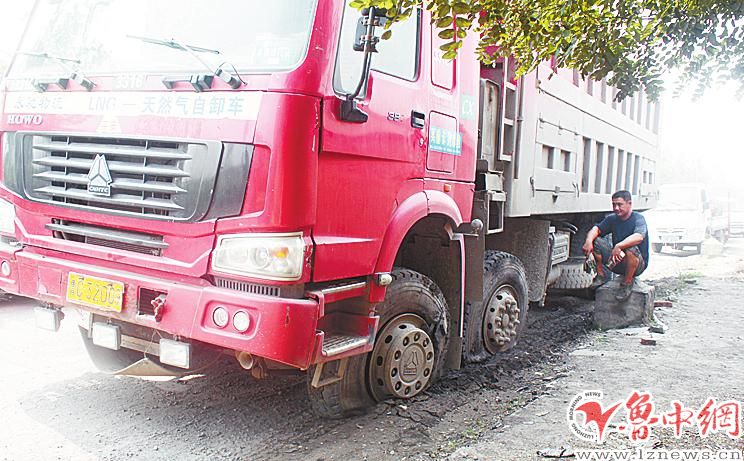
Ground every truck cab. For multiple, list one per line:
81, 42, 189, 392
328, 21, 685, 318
645, 183, 723, 254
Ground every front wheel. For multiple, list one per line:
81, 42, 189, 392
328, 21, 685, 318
307, 269, 450, 418
652, 243, 663, 254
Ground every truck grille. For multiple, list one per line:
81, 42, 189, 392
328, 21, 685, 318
18, 133, 222, 221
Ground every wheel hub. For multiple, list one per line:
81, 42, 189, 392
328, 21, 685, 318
370, 314, 435, 400
483, 286, 521, 353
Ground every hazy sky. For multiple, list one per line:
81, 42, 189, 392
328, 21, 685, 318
659, 84, 744, 194
1, 1, 742, 195
0, 1, 31, 58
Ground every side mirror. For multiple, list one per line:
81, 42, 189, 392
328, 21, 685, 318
340, 7, 388, 123
353, 8, 388, 52
352, 16, 367, 52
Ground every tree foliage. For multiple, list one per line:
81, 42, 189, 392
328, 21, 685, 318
352, 0, 744, 100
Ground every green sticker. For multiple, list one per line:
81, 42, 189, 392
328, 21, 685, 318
430, 126, 463, 156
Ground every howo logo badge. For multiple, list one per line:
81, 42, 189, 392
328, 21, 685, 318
403, 350, 420, 377
7, 114, 44, 125
87, 154, 113, 196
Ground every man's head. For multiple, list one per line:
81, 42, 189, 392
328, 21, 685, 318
611, 190, 633, 220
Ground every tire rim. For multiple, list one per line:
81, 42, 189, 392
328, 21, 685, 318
369, 313, 435, 401
483, 284, 521, 353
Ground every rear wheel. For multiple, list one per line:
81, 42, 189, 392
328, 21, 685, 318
652, 243, 663, 254
481, 251, 529, 353
549, 258, 594, 290
463, 251, 529, 363
693, 243, 702, 255
307, 269, 449, 418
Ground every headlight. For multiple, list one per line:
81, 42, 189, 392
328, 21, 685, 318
212, 233, 305, 281
0, 199, 16, 235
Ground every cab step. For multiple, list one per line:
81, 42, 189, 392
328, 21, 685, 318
321, 334, 369, 356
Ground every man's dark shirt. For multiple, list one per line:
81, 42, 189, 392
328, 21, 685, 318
597, 211, 649, 263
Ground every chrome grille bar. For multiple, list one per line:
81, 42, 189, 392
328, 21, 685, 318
32, 157, 190, 178
32, 141, 193, 160
35, 186, 184, 211
33, 172, 187, 194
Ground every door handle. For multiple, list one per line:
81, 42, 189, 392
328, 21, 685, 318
411, 110, 425, 129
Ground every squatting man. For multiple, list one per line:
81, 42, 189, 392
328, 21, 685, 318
582, 190, 650, 301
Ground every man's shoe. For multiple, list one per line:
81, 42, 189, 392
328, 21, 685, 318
589, 275, 609, 290
615, 282, 633, 301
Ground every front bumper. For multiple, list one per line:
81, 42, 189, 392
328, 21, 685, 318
0, 243, 324, 369
651, 228, 706, 245
730, 224, 744, 237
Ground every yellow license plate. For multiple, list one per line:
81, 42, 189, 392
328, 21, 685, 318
66, 272, 124, 312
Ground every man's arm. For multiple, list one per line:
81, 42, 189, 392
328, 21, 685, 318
582, 225, 601, 256
613, 233, 644, 251
613, 214, 647, 254
609, 232, 644, 265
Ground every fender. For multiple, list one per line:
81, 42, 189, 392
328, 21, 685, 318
425, 190, 464, 227
370, 190, 466, 348
373, 189, 465, 275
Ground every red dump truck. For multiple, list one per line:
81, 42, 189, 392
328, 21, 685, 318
0, 1, 659, 417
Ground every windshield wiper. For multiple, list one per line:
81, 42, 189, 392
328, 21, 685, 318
126, 35, 241, 91
17, 51, 95, 92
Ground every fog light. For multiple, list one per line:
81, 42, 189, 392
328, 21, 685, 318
212, 306, 229, 328
1, 260, 10, 277
91, 322, 121, 350
233, 311, 251, 332
34, 306, 63, 332
159, 339, 191, 369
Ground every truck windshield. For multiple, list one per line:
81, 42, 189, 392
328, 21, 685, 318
8, 0, 317, 78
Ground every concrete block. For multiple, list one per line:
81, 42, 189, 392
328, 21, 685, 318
593, 279, 655, 330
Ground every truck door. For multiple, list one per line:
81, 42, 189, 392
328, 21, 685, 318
314, 3, 428, 281
426, 24, 459, 175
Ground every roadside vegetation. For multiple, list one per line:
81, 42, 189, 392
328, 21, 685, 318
355, 0, 744, 99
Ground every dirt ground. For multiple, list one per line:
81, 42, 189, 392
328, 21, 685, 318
0, 238, 742, 461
